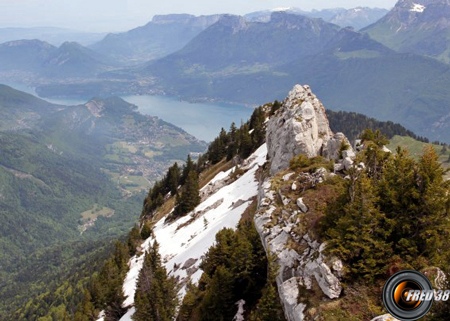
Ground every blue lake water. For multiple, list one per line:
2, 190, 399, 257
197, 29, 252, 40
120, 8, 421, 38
4, 82, 253, 142
122, 95, 253, 142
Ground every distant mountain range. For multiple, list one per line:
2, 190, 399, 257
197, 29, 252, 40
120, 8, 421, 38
0, 40, 114, 79
245, 7, 389, 30
363, 0, 450, 63
0, 27, 106, 46
90, 14, 223, 65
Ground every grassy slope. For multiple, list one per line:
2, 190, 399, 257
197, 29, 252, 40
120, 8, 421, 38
387, 135, 450, 179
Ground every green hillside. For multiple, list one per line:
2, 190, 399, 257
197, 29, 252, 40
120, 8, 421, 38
387, 135, 450, 178
0, 86, 206, 316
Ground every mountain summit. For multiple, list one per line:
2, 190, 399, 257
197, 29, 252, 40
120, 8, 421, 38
363, 0, 450, 62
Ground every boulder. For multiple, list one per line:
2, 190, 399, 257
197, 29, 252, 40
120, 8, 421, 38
283, 172, 295, 181
325, 132, 352, 161
182, 258, 198, 270
296, 198, 308, 213
343, 157, 354, 170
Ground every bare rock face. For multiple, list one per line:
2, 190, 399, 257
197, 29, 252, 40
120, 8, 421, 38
255, 175, 343, 321
267, 85, 351, 175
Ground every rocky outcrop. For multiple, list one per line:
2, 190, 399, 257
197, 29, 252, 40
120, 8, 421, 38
255, 174, 343, 321
258, 85, 355, 320
266, 85, 353, 175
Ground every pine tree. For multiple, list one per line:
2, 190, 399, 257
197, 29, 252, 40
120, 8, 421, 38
326, 170, 393, 279
378, 147, 420, 260
416, 147, 450, 264
128, 225, 141, 256
134, 241, 178, 321
73, 290, 95, 321
199, 265, 235, 321
174, 171, 200, 217
178, 282, 201, 321
250, 107, 265, 148
270, 100, 281, 115
249, 250, 283, 321
239, 124, 253, 159
181, 155, 195, 185
360, 129, 390, 179
166, 163, 180, 196
140, 220, 153, 240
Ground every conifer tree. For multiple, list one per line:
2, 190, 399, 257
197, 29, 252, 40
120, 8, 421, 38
166, 163, 180, 196
249, 250, 283, 321
140, 220, 153, 240
378, 147, 420, 260
227, 123, 239, 161
416, 147, 450, 264
360, 129, 390, 179
128, 225, 141, 256
181, 155, 195, 185
134, 241, 178, 321
270, 100, 281, 115
239, 124, 253, 159
174, 171, 200, 216
199, 265, 235, 321
326, 170, 393, 279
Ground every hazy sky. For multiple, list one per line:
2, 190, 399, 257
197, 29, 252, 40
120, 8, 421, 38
0, 0, 397, 32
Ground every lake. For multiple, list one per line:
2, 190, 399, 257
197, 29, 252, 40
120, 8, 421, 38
4, 82, 253, 141
122, 95, 253, 142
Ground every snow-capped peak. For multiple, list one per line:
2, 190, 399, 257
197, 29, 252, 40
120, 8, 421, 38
271, 7, 292, 12
410, 3, 426, 12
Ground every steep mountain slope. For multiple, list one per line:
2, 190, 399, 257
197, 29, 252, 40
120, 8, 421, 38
42, 42, 113, 78
245, 7, 388, 29
0, 86, 206, 316
363, 0, 450, 62
144, 12, 340, 72
117, 144, 268, 320
91, 14, 222, 65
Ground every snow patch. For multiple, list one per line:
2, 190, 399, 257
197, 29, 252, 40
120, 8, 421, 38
117, 144, 268, 320
410, 3, 425, 12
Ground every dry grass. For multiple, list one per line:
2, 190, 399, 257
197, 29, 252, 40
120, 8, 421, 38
153, 197, 176, 223
239, 197, 258, 223
199, 159, 234, 188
